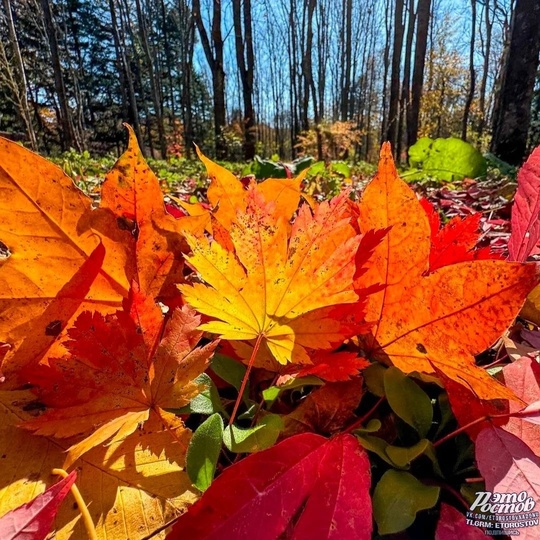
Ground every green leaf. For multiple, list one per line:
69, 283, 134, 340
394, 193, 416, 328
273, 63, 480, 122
385, 439, 442, 476
332, 161, 351, 177
354, 418, 381, 434
211, 354, 249, 403
262, 386, 281, 406
356, 434, 441, 473
223, 414, 283, 453
373, 470, 440, 535
186, 413, 224, 492
355, 434, 394, 466
189, 374, 223, 415
434, 392, 453, 439
261, 376, 323, 408
363, 363, 386, 397
386, 439, 431, 468
308, 161, 326, 175
384, 367, 433, 437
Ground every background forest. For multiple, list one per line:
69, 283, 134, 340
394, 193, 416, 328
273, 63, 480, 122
0, 0, 539, 167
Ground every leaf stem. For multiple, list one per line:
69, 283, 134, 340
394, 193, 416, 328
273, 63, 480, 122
53, 468, 97, 540
465, 476, 484, 483
229, 333, 264, 426
432, 416, 489, 447
432, 408, 516, 448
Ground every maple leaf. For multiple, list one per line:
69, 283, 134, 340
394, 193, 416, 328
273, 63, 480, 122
508, 145, 540, 324
188, 147, 305, 232
294, 350, 369, 381
22, 286, 217, 469
101, 125, 207, 300
501, 356, 540, 454
168, 433, 372, 540
282, 378, 364, 437
355, 143, 538, 401
0, 389, 198, 539
508, 145, 540, 262
0, 470, 76, 540
0, 136, 129, 385
420, 197, 495, 270
180, 188, 368, 367
436, 367, 508, 440
0, 128, 202, 386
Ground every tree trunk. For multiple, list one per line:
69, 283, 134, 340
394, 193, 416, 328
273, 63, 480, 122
180, 5, 195, 159
232, 0, 256, 160
397, 0, 416, 161
340, 0, 352, 121
381, 0, 393, 143
478, 0, 493, 138
386, 0, 404, 153
407, 0, 431, 148
108, 0, 144, 151
192, 0, 227, 159
491, 0, 540, 164
134, 0, 167, 158
462, 0, 476, 141
2, 0, 37, 150
39, 0, 80, 151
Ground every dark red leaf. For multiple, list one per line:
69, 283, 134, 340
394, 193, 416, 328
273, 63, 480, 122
168, 433, 372, 540
435, 503, 485, 539
434, 367, 508, 440
295, 350, 369, 381
508, 146, 540, 261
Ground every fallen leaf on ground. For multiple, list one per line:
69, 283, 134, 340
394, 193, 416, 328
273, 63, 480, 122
420, 197, 494, 271
22, 285, 217, 468
196, 146, 305, 230
0, 136, 130, 385
508, 146, 540, 262
168, 433, 372, 540
181, 188, 371, 366
282, 378, 364, 436
0, 127, 204, 386
0, 389, 198, 539
294, 350, 369, 381
501, 356, 540, 454
101, 126, 207, 301
355, 143, 537, 400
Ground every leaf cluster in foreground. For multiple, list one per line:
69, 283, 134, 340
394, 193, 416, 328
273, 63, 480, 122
0, 131, 540, 539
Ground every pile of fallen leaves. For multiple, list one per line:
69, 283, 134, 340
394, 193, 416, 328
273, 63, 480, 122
1, 127, 540, 539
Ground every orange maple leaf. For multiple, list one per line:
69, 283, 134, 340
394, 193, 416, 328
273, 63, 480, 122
101, 126, 207, 300
23, 286, 217, 469
0, 128, 201, 386
180, 188, 369, 368
355, 143, 538, 400
183, 147, 306, 232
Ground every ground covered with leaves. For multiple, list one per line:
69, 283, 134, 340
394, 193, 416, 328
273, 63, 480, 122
1, 130, 540, 540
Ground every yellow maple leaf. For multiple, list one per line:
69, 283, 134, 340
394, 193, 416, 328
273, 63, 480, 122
180, 188, 366, 366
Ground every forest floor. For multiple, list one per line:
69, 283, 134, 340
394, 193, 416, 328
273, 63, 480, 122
51, 150, 518, 259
